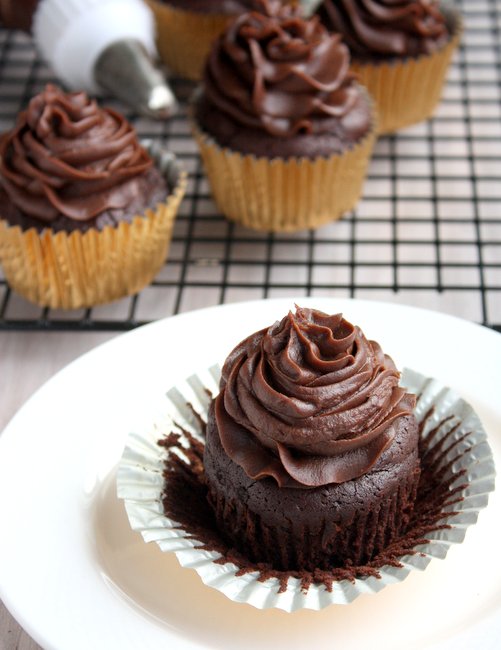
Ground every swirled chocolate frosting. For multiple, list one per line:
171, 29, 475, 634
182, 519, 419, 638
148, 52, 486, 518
0, 84, 153, 223
215, 306, 415, 488
318, 0, 449, 59
203, 2, 363, 138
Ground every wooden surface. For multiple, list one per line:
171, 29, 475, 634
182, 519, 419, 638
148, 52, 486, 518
0, 331, 118, 650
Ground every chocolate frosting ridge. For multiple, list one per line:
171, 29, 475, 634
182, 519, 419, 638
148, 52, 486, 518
0, 84, 152, 222
217, 306, 415, 487
318, 0, 449, 58
203, 1, 362, 137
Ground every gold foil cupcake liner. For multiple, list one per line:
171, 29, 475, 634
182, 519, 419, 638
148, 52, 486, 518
192, 116, 376, 233
351, 11, 462, 135
146, 0, 233, 81
0, 142, 187, 310
117, 366, 495, 612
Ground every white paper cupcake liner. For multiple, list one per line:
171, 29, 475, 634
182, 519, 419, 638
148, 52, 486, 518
116, 367, 496, 612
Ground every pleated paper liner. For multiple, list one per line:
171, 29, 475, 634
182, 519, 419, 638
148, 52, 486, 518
146, 0, 234, 81
117, 366, 496, 612
351, 10, 462, 135
0, 142, 187, 310
191, 109, 377, 232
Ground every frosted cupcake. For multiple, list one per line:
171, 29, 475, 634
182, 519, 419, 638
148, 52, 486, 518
0, 84, 186, 309
317, 0, 462, 134
204, 306, 421, 570
146, 0, 279, 81
192, 1, 376, 232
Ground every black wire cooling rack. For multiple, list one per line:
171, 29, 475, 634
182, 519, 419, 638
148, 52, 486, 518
0, 0, 500, 332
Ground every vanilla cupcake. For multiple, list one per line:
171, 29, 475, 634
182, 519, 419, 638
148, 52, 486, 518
0, 84, 186, 309
192, 2, 376, 232
317, 0, 462, 134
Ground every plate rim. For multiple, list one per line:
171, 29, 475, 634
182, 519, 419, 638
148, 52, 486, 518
1, 296, 500, 650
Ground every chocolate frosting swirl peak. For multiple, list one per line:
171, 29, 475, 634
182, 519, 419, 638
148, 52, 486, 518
216, 306, 415, 487
203, 2, 360, 137
0, 84, 152, 222
318, 0, 449, 58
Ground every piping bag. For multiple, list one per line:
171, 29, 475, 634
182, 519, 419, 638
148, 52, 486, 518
0, 0, 177, 119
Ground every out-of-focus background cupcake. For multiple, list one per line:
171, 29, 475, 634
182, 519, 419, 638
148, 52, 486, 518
191, 2, 377, 231
316, 0, 462, 134
145, 0, 280, 81
0, 84, 186, 308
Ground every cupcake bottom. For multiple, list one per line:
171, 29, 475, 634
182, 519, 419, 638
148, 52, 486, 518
351, 11, 462, 135
146, 0, 233, 81
0, 145, 186, 309
192, 121, 376, 232
204, 402, 421, 571
118, 365, 494, 609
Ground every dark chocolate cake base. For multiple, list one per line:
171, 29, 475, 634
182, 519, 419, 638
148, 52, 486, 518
159, 408, 468, 592
203, 403, 421, 571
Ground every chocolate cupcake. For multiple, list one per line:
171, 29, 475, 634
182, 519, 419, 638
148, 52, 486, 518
317, 0, 462, 134
192, 2, 376, 232
204, 306, 421, 570
147, 0, 277, 81
0, 84, 186, 309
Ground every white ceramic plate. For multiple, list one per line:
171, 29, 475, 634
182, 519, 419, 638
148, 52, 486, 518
0, 297, 500, 650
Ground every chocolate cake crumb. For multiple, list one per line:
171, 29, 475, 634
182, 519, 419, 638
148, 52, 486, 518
186, 402, 208, 435
158, 402, 470, 593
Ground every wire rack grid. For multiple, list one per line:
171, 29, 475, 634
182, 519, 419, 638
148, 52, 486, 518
0, 0, 499, 332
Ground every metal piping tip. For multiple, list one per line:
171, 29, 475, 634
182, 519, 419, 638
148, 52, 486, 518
94, 39, 177, 119
146, 84, 178, 120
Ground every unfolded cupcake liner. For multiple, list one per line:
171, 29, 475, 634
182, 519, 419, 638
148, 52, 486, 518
191, 104, 377, 233
146, 0, 234, 81
351, 10, 462, 135
0, 141, 187, 309
117, 366, 496, 612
